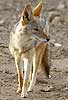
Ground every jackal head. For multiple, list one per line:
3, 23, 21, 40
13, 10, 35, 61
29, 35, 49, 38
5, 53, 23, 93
20, 1, 50, 42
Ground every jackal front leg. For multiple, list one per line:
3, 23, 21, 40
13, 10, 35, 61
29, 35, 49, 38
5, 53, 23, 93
21, 58, 31, 98
15, 53, 23, 94
27, 53, 37, 92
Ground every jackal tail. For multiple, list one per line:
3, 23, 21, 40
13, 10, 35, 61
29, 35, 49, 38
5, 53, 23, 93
47, 11, 68, 25
47, 12, 61, 23
41, 44, 50, 78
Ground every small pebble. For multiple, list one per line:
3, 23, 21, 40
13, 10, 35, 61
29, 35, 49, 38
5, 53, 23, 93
54, 43, 62, 47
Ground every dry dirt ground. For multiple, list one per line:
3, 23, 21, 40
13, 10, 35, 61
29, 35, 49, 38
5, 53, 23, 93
0, 0, 68, 100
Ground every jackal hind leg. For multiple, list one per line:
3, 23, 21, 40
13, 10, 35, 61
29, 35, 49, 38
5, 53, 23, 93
15, 52, 23, 94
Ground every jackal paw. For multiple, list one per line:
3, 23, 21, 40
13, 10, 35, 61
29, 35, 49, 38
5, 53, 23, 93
17, 87, 22, 94
27, 87, 33, 92
21, 92, 28, 98
49, 75, 51, 78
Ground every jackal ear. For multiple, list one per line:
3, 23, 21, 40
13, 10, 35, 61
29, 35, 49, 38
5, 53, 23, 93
21, 4, 32, 21
32, 1, 42, 17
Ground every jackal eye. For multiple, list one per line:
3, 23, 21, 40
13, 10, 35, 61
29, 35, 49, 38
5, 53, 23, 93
33, 27, 39, 31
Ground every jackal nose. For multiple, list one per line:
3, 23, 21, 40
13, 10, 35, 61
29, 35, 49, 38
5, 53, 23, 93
46, 38, 50, 42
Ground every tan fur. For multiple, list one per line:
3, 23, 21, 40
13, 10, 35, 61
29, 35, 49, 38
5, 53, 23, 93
32, 1, 42, 17
20, 3, 33, 25
9, 2, 50, 98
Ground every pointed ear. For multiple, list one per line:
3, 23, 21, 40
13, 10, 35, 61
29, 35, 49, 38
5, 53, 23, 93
32, 1, 42, 17
21, 4, 32, 21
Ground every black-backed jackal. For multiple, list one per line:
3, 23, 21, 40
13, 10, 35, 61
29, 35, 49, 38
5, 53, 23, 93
9, 1, 50, 98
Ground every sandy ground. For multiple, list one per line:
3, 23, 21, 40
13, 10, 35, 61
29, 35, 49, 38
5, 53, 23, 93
0, 0, 68, 100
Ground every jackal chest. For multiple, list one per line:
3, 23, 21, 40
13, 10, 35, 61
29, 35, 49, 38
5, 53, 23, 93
9, 24, 34, 50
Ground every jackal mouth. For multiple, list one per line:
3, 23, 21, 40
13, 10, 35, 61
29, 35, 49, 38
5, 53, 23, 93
31, 34, 50, 43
